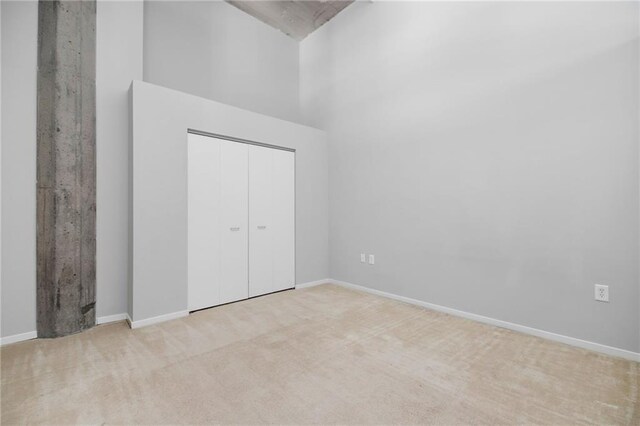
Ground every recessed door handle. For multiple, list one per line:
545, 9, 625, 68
257, 225, 267, 230
230, 227, 240, 231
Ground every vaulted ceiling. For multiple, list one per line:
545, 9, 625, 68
227, 1, 355, 41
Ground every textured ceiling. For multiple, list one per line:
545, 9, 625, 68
227, 1, 355, 41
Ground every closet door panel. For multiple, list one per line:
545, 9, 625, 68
188, 134, 222, 311
219, 141, 249, 304
249, 145, 273, 297
272, 150, 295, 292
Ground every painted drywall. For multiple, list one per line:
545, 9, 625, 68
1, 0, 38, 338
1, 0, 308, 339
0, 0, 2, 340
2, 0, 637, 356
1, 0, 144, 338
96, 0, 143, 319
143, 1, 300, 123
300, 1, 640, 352
130, 81, 328, 322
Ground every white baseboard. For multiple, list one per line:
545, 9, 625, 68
96, 313, 129, 325
296, 278, 331, 289
329, 279, 640, 362
1, 313, 129, 346
127, 310, 189, 329
0, 330, 37, 346
0, 310, 187, 344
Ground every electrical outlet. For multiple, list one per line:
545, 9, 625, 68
594, 284, 609, 302
368, 254, 375, 265
360, 253, 366, 263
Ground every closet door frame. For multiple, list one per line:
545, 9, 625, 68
187, 129, 296, 307
189, 129, 296, 155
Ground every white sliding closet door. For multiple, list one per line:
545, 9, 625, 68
248, 145, 273, 297
271, 149, 295, 293
219, 141, 249, 304
249, 145, 295, 297
188, 134, 248, 311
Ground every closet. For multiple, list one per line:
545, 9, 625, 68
187, 132, 295, 312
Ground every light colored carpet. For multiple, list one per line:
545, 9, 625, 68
1, 284, 638, 424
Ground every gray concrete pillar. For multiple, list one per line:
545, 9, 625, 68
36, 0, 96, 337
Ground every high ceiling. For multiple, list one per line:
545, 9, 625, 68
227, 1, 355, 41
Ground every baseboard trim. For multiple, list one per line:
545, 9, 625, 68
127, 310, 189, 329
96, 313, 129, 325
329, 279, 640, 362
296, 279, 331, 289
1, 310, 188, 344
0, 330, 37, 346
4, 283, 637, 362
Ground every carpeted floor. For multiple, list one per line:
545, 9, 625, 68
1, 284, 638, 424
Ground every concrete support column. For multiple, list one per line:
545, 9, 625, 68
36, 0, 96, 337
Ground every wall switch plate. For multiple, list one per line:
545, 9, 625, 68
360, 253, 366, 263
595, 284, 609, 302
368, 254, 375, 265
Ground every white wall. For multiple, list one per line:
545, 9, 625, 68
96, 0, 144, 320
2, 0, 638, 354
1, 0, 38, 338
130, 81, 328, 323
301, 1, 640, 352
2, 0, 301, 338
143, 1, 300, 123
1, 1, 142, 337
1, 0, 144, 338
0, 0, 2, 341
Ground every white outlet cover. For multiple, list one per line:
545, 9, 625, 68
360, 253, 366, 263
594, 284, 609, 302
368, 254, 375, 265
